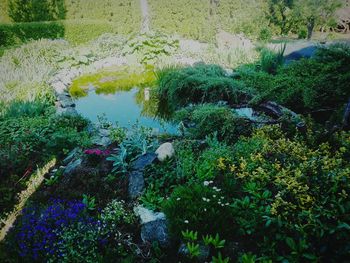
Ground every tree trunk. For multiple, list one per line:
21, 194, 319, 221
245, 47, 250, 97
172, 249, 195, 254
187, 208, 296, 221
307, 18, 315, 40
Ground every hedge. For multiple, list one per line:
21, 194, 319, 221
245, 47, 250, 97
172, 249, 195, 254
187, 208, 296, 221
0, 20, 118, 47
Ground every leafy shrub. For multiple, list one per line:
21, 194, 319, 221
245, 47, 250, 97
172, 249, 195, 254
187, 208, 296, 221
0, 102, 90, 216
0, 21, 64, 47
163, 184, 233, 240
176, 104, 252, 143
158, 64, 254, 112
122, 33, 179, 64
237, 44, 350, 122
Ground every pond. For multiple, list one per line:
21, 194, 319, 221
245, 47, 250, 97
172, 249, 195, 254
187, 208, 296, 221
70, 66, 178, 134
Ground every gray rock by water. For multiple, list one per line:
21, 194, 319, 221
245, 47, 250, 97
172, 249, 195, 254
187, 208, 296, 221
134, 206, 169, 247
128, 171, 145, 199
155, 142, 175, 162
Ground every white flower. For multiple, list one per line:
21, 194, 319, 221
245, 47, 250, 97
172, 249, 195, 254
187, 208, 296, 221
184, 220, 189, 224
204, 208, 207, 211
213, 195, 216, 198
176, 197, 181, 201
202, 197, 207, 201
203, 181, 210, 186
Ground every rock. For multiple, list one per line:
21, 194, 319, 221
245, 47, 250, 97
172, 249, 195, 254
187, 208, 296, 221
178, 242, 210, 262
155, 142, 175, 162
92, 136, 112, 147
63, 148, 80, 165
131, 153, 157, 171
128, 171, 145, 199
59, 97, 75, 108
56, 106, 78, 116
98, 128, 111, 137
63, 158, 82, 176
52, 81, 67, 94
134, 206, 169, 247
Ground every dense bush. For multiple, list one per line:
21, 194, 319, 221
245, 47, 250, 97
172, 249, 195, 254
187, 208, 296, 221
238, 44, 350, 122
157, 64, 254, 112
0, 101, 90, 217
176, 104, 252, 143
163, 184, 234, 239
164, 126, 350, 261
0, 21, 64, 47
8, 0, 65, 23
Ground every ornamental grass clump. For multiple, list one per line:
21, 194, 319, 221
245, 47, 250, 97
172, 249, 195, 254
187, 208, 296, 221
157, 63, 255, 112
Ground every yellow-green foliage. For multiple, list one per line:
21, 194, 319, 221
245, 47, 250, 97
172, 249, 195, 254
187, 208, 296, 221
0, 39, 69, 103
64, 0, 141, 33
0, 0, 10, 23
62, 20, 116, 45
148, 0, 269, 41
148, 0, 215, 41
216, 0, 269, 37
69, 66, 156, 97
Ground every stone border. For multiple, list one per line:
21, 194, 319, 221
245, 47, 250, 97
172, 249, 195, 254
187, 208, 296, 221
49, 56, 128, 115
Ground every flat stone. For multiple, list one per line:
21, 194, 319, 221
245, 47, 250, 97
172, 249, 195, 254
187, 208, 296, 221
64, 158, 82, 176
98, 128, 111, 137
52, 81, 67, 94
128, 171, 144, 199
131, 153, 157, 171
59, 97, 75, 108
92, 136, 112, 147
134, 206, 166, 224
63, 148, 80, 165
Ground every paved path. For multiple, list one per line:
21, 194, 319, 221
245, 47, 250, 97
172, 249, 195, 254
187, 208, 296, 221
140, 0, 150, 34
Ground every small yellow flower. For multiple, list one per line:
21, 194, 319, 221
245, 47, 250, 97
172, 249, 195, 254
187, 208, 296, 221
217, 157, 226, 170
229, 164, 236, 172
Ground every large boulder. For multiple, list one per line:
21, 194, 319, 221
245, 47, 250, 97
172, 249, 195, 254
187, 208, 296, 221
155, 142, 175, 162
134, 206, 170, 247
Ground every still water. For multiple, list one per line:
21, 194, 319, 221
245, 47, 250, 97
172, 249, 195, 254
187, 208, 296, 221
74, 87, 178, 134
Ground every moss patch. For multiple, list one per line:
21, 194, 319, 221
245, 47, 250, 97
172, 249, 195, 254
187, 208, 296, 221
69, 66, 156, 98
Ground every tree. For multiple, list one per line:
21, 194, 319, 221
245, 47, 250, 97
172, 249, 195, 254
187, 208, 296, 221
8, 0, 65, 22
267, 0, 298, 35
295, 0, 342, 39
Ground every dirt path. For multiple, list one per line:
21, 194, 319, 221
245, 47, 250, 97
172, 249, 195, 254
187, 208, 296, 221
140, 0, 150, 34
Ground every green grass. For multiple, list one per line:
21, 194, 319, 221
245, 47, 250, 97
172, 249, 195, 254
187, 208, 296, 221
148, 0, 269, 41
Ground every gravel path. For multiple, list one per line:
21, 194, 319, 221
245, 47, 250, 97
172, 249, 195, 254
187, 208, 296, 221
140, 0, 150, 34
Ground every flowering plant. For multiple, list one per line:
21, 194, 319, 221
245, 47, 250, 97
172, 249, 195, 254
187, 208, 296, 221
84, 148, 111, 164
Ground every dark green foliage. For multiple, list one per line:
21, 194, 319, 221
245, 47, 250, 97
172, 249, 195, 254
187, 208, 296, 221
238, 44, 350, 122
0, 21, 64, 47
157, 64, 254, 113
8, 0, 66, 22
0, 101, 90, 217
176, 104, 252, 143
163, 184, 234, 239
